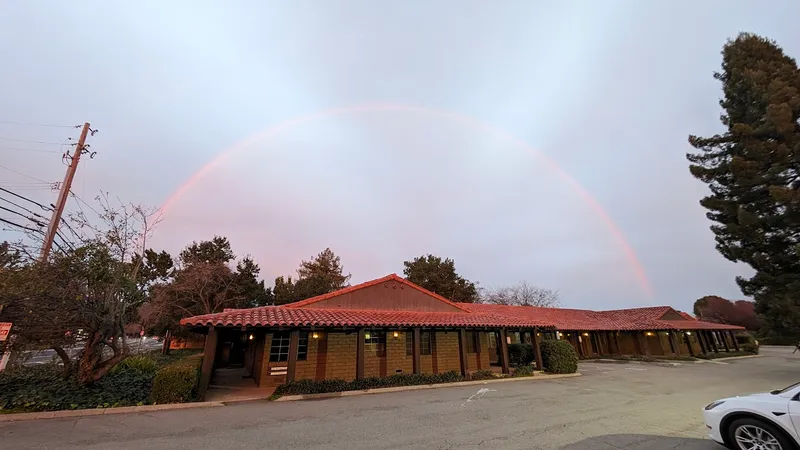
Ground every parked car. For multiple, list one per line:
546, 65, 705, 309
703, 382, 800, 449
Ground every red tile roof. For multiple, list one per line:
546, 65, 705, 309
179, 274, 745, 331
284, 273, 470, 312
179, 306, 553, 329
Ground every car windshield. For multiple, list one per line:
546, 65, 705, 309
774, 382, 800, 394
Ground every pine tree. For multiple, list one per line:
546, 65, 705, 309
688, 33, 800, 336
403, 254, 478, 303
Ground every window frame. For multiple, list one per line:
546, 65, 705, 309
405, 331, 434, 356
365, 330, 387, 357
269, 331, 291, 362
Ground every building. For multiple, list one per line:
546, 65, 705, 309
180, 274, 745, 398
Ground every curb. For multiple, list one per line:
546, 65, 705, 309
695, 354, 763, 364
584, 359, 686, 367
0, 401, 225, 423
274, 372, 582, 402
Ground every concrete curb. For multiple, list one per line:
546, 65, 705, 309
273, 372, 582, 402
584, 359, 686, 367
695, 354, 763, 363
0, 401, 225, 423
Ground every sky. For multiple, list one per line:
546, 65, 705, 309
1, 1, 799, 312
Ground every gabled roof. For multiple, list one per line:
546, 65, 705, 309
283, 273, 470, 312
179, 274, 745, 331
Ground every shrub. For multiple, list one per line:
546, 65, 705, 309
540, 340, 578, 374
112, 354, 160, 375
0, 365, 152, 413
150, 355, 202, 404
741, 343, 759, 354
696, 351, 754, 360
467, 370, 496, 381
272, 371, 467, 399
512, 365, 535, 377
508, 343, 534, 367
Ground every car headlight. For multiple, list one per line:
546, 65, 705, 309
705, 400, 726, 411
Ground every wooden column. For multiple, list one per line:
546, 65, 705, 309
613, 332, 621, 355
197, 326, 218, 400
287, 329, 300, 382
532, 327, 543, 370
356, 329, 365, 380
731, 331, 740, 351
697, 331, 706, 353
640, 333, 651, 356
683, 332, 695, 357
670, 332, 681, 356
412, 328, 421, 374
458, 329, 469, 376
498, 328, 510, 374
719, 331, 730, 352
708, 331, 719, 353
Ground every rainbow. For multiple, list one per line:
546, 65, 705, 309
160, 103, 654, 298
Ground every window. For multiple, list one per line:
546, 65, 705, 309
269, 331, 290, 362
365, 330, 386, 357
298, 331, 309, 361
269, 331, 309, 362
405, 331, 433, 356
466, 331, 480, 353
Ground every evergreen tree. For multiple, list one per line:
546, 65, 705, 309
687, 33, 800, 336
273, 248, 351, 305
403, 254, 478, 303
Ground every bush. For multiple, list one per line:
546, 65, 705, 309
467, 370, 496, 381
0, 365, 152, 413
741, 343, 759, 354
540, 340, 578, 374
150, 355, 202, 404
272, 371, 466, 399
508, 343, 534, 367
112, 354, 160, 375
512, 365, 535, 377
697, 351, 754, 360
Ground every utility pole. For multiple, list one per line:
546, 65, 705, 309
39, 122, 92, 261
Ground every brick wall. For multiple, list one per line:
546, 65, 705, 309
434, 331, 461, 373
617, 332, 638, 355
465, 332, 490, 372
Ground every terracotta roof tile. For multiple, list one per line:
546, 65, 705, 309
180, 306, 553, 329
179, 274, 745, 331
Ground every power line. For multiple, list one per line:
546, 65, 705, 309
0, 196, 49, 219
0, 186, 52, 211
0, 204, 46, 225
0, 121, 80, 129
0, 137, 62, 145
0, 146, 60, 154
0, 163, 51, 183
0, 216, 40, 233
70, 190, 100, 217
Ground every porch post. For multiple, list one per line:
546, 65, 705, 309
640, 332, 651, 356
498, 328, 510, 374
682, 332, 695, 357
670, 332, 681, 356
458, 329, 469, 376
412, 328, 421, 374
287, 329, 300, 382
613, 332, 622, 356
708, 331, 719, 353
356, 328, 365, 380
697, 331, 708, 354
719, 331, 730, 352
198, 326, 218, 400
731, 331, 740, 351
532, 327, 543, 371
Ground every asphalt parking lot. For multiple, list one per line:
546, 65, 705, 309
2, 346, 799, 450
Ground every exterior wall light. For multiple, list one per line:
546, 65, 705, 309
686, 332, 692, 335
312, 332, 320, 339
582, 332, 589, 337
365, 332, 371, 340
392, 331, 400, 338
248, 334, 254, 341
645, 332, 654, 336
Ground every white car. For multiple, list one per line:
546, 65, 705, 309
703, 382, 800, 449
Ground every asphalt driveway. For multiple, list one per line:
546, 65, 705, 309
2, 346, 799, 450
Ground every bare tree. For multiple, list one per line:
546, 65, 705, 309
479, 281, 561, 307
0, 192, 161, 383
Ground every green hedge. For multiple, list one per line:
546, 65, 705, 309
508, 343, 534, 367
741, 343, 759, 354
697, 351, 755, 360
272, 371, 474, 398
0, 365, 152, 413
540, 340, 578, 374
512, 365, 535, 377
150, 354, 202, 404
